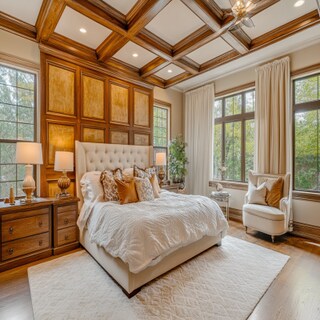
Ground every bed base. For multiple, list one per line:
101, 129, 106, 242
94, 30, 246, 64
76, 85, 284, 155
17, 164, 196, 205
80, 230, 223, 298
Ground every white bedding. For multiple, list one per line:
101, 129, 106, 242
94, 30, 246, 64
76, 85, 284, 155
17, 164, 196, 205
78, 191, 228, 273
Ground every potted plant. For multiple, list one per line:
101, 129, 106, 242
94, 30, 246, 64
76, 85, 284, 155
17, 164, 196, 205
168, 135, 188, 184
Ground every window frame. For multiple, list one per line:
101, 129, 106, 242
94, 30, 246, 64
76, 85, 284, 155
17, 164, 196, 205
292, 71, 320, 194
0, 61, 38, 199
214, 88, 255, 183
153, 99, 171, 168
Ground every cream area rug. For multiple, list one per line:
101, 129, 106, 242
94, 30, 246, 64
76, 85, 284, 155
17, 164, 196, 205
28, 236, 289, 320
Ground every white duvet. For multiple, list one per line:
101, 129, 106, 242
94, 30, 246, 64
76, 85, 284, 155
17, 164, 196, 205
78, 191, 228, 273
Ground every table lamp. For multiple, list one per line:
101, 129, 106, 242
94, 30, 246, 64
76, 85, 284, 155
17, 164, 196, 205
54, 151, 73, 198
156, 152, 166, 186
16, 142, 43, 202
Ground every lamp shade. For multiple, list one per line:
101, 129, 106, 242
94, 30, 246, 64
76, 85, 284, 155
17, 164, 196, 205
16, 142, 43, 165
54, 151, 74, 172
156, 152, 166, 166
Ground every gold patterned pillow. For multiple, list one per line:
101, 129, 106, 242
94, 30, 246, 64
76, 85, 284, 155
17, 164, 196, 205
100, 168, 122, 201
134, 165, 156, 179
134, 177, 154, 202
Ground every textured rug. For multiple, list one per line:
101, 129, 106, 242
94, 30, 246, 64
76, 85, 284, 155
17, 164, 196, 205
28, 236, 289, 320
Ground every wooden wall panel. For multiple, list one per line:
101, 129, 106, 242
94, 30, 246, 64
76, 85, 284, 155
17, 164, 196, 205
40, 52, 153, 197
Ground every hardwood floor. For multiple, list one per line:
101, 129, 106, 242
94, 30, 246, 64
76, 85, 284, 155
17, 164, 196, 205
0, 220, 319, 320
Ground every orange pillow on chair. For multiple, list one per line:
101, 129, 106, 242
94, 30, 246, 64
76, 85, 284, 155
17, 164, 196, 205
266, 177, 283, 208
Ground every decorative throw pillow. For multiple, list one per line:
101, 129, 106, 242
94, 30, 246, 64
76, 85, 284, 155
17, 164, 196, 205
80, 171, 104, 202
150, 174, 160, 198
248, 182, 267, 205
134, 165, 156, 179
266, 177, 283, 208
257, 177, 278, 192
115, 179, 139, 205
134, 177, 155, 202
122, 168, 134, 182
100, 168, 122, 201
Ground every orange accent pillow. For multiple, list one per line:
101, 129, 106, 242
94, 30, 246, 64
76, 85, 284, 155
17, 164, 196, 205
115, 179, 139, 205
266, 177, 283, 208
150, 174, 160, 198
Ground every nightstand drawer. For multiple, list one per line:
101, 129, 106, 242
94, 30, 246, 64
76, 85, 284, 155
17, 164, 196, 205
57, 211, 77, 229
2, 214, 49, 242
57, 226, 77, 246
2, 232, 50, 261
57, 204, 77, 214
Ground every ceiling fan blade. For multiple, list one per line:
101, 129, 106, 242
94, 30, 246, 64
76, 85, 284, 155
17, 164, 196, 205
242, 17, 255, 28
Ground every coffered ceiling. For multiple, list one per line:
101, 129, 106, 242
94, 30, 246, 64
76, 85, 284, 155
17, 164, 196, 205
0, 0, 319, 90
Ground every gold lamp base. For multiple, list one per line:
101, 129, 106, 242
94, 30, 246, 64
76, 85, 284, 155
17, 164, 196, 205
57, 171, 71, 198
158, 166, 165, 187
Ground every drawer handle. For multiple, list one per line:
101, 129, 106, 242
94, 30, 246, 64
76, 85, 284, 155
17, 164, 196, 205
8, 248, 14, 255
64, 234, 70, 241
9, 226, 14, 234
64, 218, 69, 225
39, 240, 43, 246
38, 221, 43, 227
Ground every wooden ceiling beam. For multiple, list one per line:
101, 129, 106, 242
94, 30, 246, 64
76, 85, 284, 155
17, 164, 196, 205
36, 0, 66, 41
144, 75, 166, 88
96, 32, 129, 62
165, 11, 320, 88
174, 58, 199, 75
164, 72, 192, 88
0, 12, 36, 41
127, 0, 172, 36
65, 0, 127, 36
140, 57, 170, 78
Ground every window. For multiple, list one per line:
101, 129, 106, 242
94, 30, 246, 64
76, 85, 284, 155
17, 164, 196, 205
0, 64, 36, 198
293, 73, 320, 192
153, 101, 170, 166
213, 89, 255, 182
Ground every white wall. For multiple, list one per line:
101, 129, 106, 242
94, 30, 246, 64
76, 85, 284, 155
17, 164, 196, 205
154, 87, 183, 139
0, 30, 40, 64
211, 42, 320, 227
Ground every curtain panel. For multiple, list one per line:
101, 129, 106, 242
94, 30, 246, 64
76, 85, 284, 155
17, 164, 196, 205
255, 56, 291, 175
184, 84, 214, 195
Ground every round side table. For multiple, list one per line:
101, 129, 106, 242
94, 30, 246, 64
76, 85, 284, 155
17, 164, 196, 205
210, 191, 231, 220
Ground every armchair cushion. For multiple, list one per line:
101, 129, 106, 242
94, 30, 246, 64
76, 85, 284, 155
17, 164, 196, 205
248, 182, 267, 205
266, 177, 283, 208
243, 204, 285, 221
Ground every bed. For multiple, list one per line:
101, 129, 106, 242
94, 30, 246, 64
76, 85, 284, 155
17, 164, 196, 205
75, 141, 228, 297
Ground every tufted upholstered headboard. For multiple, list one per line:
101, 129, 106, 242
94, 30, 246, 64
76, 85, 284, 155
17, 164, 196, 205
75, 141, 153, 207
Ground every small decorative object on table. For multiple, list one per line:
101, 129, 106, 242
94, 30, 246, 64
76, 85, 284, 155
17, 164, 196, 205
216, 183, 223, 192
54, 151, 74, 198
156, 152, 166, 186
16, 142, 43, 202
218, 163, 227, 180
210, 191, 231, 220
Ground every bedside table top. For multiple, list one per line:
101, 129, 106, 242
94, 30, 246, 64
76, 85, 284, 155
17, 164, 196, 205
0, 198, 53, 213
210, 191, 231, 201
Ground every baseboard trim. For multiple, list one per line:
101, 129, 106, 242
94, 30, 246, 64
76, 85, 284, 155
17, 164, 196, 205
291, 222, 320, 243
227, 207, 320, 243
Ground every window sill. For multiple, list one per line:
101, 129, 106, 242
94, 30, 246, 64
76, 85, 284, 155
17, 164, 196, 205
292, 191, 320, 202
209, 180, 248, 191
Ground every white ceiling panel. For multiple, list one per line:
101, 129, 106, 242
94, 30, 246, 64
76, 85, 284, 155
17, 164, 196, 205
243, 0, 317, 38
214, 0, 231, 9
113, 41, 157, 68
145, 0, 205, 46
155, 64, 185, 80
55, 7, 112, 49
0, 0, 42, 25
101, 0, 138, 15
187, 38, 233, 64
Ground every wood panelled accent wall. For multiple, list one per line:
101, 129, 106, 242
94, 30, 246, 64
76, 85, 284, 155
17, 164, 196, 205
40, 53, 153, 197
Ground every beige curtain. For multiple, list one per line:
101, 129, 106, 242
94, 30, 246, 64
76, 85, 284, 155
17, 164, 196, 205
255, 57, 291, 174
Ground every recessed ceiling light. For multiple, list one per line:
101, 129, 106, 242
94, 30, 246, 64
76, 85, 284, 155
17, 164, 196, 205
294, 0, 304, 7
79, 28, 87, 33
132, 53, 139, 58
168, 69, 173, 73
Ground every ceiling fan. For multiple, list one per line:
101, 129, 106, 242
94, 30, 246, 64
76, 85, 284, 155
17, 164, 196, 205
226, 0, 256, 31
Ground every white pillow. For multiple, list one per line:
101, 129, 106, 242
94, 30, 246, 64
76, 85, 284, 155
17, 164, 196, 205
248, 182, 267, 205
80, 171, 103, 202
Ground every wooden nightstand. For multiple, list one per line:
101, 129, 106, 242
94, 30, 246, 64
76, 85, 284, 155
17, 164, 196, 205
0, 198, 53, 272
52, 197, 79, 255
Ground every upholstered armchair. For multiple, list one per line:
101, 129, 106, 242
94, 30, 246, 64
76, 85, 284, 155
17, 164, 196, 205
242, 170, 292, 242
